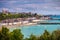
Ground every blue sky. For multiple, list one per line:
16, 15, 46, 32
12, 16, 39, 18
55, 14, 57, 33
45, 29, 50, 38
0, 0, 60, 15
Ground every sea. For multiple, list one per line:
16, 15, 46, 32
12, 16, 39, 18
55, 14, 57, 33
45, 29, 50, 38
10, 15, 60, 38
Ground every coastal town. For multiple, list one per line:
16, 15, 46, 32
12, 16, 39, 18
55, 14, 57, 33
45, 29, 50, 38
0, 0, 60, 40
0, 9, 51, 28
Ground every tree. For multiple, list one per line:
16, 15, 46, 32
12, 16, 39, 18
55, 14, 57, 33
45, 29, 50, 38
10, 29, 24, 40
51, 30, 60, 40
28, 34, 37, 40
0, 26, 10, 40
40, 30, 51, 40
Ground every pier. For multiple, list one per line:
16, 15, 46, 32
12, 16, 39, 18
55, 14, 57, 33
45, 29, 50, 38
50, 18, 60, 20
38, 22, 60, 24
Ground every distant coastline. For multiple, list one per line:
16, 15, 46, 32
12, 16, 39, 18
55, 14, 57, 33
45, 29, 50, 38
0, 12, 60, 28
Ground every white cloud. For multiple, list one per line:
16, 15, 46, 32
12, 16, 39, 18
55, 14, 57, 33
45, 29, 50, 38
0, 0, 60, 15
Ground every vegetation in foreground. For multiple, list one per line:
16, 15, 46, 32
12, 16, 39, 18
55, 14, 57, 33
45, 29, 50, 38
0, 26, 60, 40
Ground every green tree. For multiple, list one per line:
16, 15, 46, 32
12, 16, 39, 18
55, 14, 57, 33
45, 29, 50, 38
28, 34, 37, 40
40, 30, 51, 40
0, 26, 10, 40
51, 30, 60, 40
10, 29, 24, 40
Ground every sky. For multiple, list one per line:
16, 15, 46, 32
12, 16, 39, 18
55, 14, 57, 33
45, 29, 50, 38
0, 0, 60, 15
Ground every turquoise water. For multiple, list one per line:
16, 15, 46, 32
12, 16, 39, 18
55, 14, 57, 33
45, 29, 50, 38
10, 24, 60, 38
50, 15, 60, 19
10, 16, 60, 38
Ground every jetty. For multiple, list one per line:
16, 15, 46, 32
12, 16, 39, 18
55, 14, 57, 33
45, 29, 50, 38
49, 18, 60, 20
38, 22, 60, 24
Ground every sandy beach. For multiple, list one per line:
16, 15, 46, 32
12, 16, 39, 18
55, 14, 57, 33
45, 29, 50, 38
0, 22, 37, 29
0, 19, 45, 29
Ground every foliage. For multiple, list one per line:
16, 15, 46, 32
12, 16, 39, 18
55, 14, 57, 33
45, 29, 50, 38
39, 30, 51, 40
51, 30, 60, 40
10, 29, 24, 40
0, 27, 23, 40
0, 26, 10, 40
25, 30, 60, 40
28, 34, 37, 40
0, 12, 39, 21
0, 27, 60, 40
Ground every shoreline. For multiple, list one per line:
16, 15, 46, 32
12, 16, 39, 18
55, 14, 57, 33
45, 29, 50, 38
0, 22, 37, 29
0, 19, 45, 29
